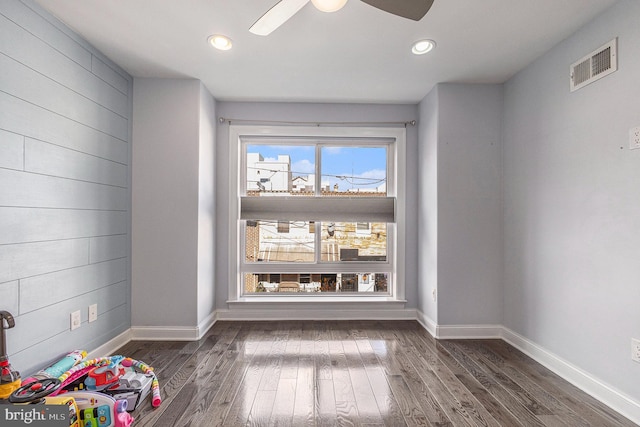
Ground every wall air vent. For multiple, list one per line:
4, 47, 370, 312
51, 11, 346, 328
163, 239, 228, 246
570, 38, 617, 92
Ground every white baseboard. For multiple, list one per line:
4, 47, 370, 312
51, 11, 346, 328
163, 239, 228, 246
435, 324, 503, 339
197, 311, 217, 339
129, 325, 200, 341
502, 328, 640, 426
86, 329, 132, 358
129, 311, 217, 341
416, 310, 437, 337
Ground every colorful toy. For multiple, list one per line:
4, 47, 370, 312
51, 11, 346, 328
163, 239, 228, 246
55, 356, 123, 395
84, 364, 125, 391
46, 395, 82, 427
121, 358, 161, 408
53, 355, 161, 409
101, 371, 154, 412
54, 391, 133, 427
9, 378, 62, 403
0, 311, 21, 400
21, 349, 87, 385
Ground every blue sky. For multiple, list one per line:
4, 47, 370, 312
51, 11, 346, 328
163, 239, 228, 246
247, 144, 387, 190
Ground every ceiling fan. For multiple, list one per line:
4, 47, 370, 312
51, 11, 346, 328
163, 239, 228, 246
249, 0, 435, 36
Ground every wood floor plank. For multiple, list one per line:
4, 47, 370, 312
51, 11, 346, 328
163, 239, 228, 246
317, 378, 338, 425
292, 358, 316, 426
269, 377, 296, 427
401, 334, 501, 427
364, 366, 408, 427
485, 340, 638, 427
152, 329, 242, 427
132, 335, 224, 427
405, 330, 525, 427
463, 340, 589, 427
111, 321, 636, 427
440, 340, 547, 427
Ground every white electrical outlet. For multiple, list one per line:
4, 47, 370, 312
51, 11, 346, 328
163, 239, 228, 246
70, 310, 81, 330
630, 126, 640, 150
432, 288, 437, 302
88, 304, 98, 323
632, 338, 640, 363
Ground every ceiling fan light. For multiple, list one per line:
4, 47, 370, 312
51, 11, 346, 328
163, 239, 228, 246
412, 39, 435, 55
311, 0, 348, 13
208, 34, 233, 51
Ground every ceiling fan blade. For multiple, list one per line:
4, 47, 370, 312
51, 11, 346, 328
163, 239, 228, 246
250, 0, 310, 36
360, 0, 434, 21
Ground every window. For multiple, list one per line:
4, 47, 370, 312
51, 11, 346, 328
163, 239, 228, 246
229, 125, 405, 300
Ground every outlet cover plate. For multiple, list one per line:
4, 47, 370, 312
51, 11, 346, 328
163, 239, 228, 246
630, 127, 640, 150
70, 310, 81, 330
88, 304, 98, 323
632, 338, 640, 363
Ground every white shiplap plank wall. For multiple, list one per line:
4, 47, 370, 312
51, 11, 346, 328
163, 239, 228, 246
0, 0, 132, 375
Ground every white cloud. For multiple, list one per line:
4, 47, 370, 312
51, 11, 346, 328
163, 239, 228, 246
292, 159, 315, 174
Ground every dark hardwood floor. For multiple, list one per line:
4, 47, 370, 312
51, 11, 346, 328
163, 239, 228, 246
116, 321, 637, 426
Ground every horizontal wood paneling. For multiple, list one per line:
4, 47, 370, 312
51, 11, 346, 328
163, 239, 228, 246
0, 207, 127, 245
92, 55, 129, 96
0, 280, 19, 314
19, 258, 127, 314
8, 280, 128, 355
10, 301, 130, 375
0, 0, 92, 70
90, 235, 127, 263
0, 13, 128, 117
0, 54, 128, 140
25, 138, 128, 187
0, 168, 128, 210
0, 0, 132, 375
0, 93, 128, 164
0, 128, 24, 170
0, 239, 89, 284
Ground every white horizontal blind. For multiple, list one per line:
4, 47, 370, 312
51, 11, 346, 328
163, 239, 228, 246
240, 196, 395, 222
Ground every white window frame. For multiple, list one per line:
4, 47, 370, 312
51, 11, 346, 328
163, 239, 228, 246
228, 125, 406, 302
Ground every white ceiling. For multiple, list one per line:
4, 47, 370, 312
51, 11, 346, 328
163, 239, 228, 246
34, 0, 617, 104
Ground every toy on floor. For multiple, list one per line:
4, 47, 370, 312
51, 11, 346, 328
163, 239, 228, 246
120, 358, 161, 408
101, 370, 154, 411
7, 378, 132, 427
8, 377, 62, 403
46, 394, 82, 427
59, 391, 133, 427
54, 355, 162, 410
21, 350, 87, 385
84, 364, 126, 391
0, 310, 21, 400
56, 356, 123, 394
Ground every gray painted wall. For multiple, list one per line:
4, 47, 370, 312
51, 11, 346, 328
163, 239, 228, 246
437, 84, 503, 325
503, 0, 640, 400
0, 0, 132, 374
197, 84, 216, 325
417, 84, 503, 326
417, 87, 439, 322
214, 102, 419, 308
131, 78, 216, 329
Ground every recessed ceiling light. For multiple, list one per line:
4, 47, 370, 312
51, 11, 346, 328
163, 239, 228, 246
311, 0, 348, 13
208, 34, 233, 51
412, 39, 436, 55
